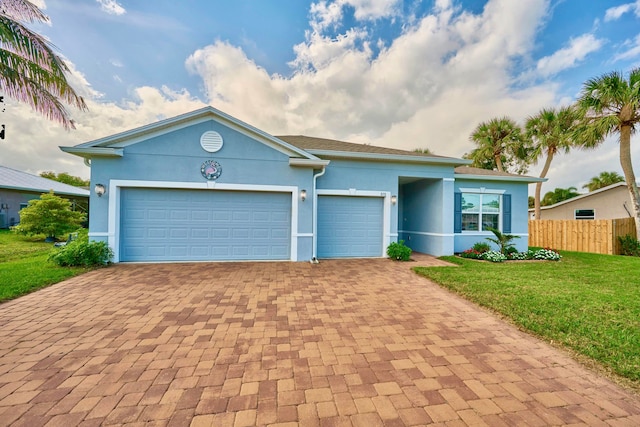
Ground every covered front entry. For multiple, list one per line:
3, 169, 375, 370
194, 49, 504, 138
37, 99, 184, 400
119, 188, 291, 262
317, 195, 384, 258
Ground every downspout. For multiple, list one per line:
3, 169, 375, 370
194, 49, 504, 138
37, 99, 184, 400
310, 166, 326, 263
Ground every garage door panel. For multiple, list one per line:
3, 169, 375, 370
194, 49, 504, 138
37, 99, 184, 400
120, 188, 291, 261
317, 195, 383, 258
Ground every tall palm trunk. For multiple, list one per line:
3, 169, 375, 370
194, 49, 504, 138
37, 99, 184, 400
534, 150, 554, 220
494, 154, 504, 172
619, 124, 640, 239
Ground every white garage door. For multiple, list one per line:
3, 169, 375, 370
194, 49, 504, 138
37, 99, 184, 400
120, 188, 291, 262
317, 195, 383, 258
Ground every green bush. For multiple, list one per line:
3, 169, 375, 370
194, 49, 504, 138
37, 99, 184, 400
13, 191, 85, 240
49, 230, 113, 267
387, 240, 412, 261
618, 234, 640, 257
471, 242, 491, 253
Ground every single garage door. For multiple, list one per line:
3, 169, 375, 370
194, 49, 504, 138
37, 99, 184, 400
120, 188, 291, 262
317, 195, 383, 258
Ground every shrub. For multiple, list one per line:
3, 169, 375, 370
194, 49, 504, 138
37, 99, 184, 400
49, 230, 113, 267
13, 191, 85, 240
481, 250, 507, 263
460, 249, 482, 259
387, 240, 412, 261
485, 227, 520, 255
507, 250, 532, 260
618, 234, 640, 257
532, 248, 562, 261
471, 242, 491, 253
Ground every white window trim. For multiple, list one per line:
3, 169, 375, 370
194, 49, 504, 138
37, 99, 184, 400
108, 180, 299, 263
460, 189, 504, 233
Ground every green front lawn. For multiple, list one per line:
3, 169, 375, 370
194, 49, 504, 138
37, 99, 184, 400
414, 251, 640, 388
0, 230, 90, 302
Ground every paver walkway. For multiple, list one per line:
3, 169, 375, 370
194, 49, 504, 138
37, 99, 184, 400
1, 255, 639, 426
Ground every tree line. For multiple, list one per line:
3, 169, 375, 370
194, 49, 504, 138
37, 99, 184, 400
462, 69, 640, 239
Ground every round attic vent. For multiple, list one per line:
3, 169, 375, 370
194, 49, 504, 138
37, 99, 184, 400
200, 131, 223, 152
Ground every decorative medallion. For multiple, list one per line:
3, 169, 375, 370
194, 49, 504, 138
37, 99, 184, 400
201, 160, 222, 180
200, 131, 223, 152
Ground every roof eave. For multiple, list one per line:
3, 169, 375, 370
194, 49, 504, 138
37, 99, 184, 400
454, 173, 547, 183
307, 149, 470, 165
60, 146, 124, 158
289, 158, 331, 168
0, 184, 89, 197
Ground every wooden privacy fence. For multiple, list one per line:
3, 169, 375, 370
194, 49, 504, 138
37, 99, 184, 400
528, 218, 636, 255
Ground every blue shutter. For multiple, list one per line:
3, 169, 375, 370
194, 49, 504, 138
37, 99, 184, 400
454, 192, 462, 233
503, 194, 511, 233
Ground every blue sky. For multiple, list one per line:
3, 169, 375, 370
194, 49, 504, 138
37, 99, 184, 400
5, 0, 640, 196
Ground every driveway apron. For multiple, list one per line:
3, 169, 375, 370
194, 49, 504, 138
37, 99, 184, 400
1, 256, 639, 426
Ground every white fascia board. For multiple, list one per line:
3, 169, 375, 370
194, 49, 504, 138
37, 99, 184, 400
69, 106, 319, 162
306, 149, 470, 165
454, 173, 547, 183
59, 146, 124, 158
289, 158, 331, 167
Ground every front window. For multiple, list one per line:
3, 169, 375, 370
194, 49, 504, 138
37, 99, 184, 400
461, 193, 501, 231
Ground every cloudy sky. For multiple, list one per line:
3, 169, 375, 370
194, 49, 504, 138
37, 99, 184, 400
3, 0, 640, 195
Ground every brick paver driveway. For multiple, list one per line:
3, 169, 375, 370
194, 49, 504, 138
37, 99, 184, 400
1, 256, 639, 426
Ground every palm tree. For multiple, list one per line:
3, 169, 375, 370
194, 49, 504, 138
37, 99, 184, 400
541, 186, 580, 206
467, 117, 529, 174
526, 106, 580, 220
577, 69, 640, 239
582, 171, 625, 192
0, 0, 86, 129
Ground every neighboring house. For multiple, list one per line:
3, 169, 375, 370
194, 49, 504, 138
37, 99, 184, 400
60, 106, 543, 263
529, 182, 633, 220
0, 165, 90, 229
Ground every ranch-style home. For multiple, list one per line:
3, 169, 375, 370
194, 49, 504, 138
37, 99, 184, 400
60, 106, 542, 263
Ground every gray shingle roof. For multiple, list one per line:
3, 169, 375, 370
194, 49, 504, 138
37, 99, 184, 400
0, 165, 89, 197
276, 135, 451, 158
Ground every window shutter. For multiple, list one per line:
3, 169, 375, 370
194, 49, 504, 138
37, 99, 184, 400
503, 194, 511, 233
454, 192, 462, 233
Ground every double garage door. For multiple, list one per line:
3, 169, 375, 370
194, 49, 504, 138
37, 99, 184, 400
119, 189, 384, 262
120, 188, 291, 262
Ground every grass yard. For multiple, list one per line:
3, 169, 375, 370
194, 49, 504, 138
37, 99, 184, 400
0, 230, 90, 302
414, 251, 640, 388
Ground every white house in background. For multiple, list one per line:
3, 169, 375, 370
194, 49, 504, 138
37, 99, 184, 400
529, 182, 634, 220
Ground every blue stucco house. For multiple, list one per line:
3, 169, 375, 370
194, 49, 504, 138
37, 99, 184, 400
60, 106, 542, 263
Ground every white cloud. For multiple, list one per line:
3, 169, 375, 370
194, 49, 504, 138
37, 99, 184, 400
604, 1, 640, 21
613, 34, 640, 62
535, 33, 603, 77
186, 0, 554, 158
310, 0, 401, 32
96, 0, 126, 16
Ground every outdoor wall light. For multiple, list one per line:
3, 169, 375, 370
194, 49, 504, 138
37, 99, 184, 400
300, 189, 307, 202
391, 195, 397, 205
94, 183, 106, 197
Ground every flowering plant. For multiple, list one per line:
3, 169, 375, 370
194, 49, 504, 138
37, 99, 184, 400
460, 249, 482, 259
532, 248, 562, 261
481, 250, 507, 263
